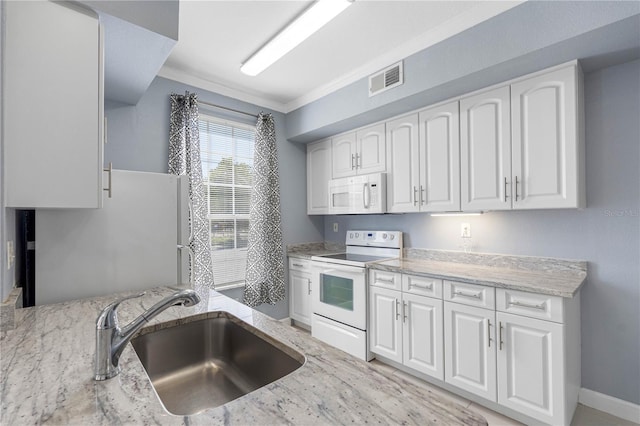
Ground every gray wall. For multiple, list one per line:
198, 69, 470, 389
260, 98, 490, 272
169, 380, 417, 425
104, 76, 324, 319
286, 1, 640, 142
321, 60, 640, 405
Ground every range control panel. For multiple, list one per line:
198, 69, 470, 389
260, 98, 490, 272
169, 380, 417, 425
346, 230, 403, 249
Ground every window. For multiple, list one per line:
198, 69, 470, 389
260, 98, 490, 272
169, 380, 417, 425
199, 115, 255, 287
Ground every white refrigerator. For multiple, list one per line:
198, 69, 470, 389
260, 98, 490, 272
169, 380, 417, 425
36, 170, 189, 305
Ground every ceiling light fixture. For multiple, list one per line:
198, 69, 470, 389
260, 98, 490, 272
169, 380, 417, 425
240, 0, 353, 77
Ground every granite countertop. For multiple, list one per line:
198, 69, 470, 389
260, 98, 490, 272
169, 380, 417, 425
0, 286, 486, 425
288, 245, 587, 298
286, 242, 346, 259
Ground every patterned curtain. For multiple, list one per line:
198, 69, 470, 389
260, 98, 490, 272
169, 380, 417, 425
168, 92, 215, 296
243, 113, 285, 307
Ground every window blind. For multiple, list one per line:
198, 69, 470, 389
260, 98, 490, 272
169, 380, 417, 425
199, 115, 255, 287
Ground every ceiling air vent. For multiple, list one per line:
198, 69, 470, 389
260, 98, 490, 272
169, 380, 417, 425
369, 61, 403, 97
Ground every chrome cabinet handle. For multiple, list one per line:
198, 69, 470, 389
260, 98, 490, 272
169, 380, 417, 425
508, 300, 546, 310
376, 274, 395, 284
420, 185, 425, 205
515, 176, 520, 202
103, 162, 113, 198
504, 177, 508, 202
351, 154, 355, 170
402, 301, 408, 323
411, 282, 433, 290
499, 321, 504, 351
487, 319, 493, 348
292, 263, 304, 268
453, 290, 481, 299
307, 279, 312, 295
395, 299, 400, 320
413, 186, 418, 206
356, 153, 361, 168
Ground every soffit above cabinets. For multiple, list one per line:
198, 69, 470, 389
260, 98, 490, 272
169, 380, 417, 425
80, 1, 179, 106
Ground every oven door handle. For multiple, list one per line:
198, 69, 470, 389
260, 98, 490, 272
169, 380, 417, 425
320, 264, 366, 275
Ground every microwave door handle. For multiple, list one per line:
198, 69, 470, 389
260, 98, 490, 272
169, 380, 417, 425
363, 183, 370, 209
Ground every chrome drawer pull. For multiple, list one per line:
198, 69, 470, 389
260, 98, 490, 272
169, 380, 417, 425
307, 279, 312, 295
291, 263, 306, 268
103, 162, 113, 198
376, 275, 395, 284
411, 282, 433, 290
508, 300, 546, 310
453, 290, 481, 299
395, 299, 400, 320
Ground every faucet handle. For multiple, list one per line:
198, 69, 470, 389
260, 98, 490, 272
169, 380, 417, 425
96, 292, 145, 330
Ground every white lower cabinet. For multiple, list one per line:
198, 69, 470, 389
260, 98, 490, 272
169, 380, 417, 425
444, 301, 497, 401
288, 258, 314, 327
369, 272, 444, 380
370, 273, 579, 426
497, 311, 565, 425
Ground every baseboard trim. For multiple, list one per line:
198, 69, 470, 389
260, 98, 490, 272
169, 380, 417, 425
579, 388, 640, 423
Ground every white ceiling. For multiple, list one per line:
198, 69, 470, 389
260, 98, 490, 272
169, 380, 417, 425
159, 1, 522, 113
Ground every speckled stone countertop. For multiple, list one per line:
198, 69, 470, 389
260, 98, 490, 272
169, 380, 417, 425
372, 249, 587, 298
287, 241, 346, 259
0, 286, 486, 425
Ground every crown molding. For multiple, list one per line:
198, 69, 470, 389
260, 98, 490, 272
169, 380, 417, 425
157, 65, 288, 113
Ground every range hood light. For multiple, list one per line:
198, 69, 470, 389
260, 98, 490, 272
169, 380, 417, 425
240, 0, 353, 76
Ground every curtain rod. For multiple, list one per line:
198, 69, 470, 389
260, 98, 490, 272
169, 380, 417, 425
197, 100, 258, 119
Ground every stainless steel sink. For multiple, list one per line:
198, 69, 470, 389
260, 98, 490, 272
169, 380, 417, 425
131, 311, 305, 416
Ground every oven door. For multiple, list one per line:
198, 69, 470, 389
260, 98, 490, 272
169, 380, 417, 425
313, 263, 366, 330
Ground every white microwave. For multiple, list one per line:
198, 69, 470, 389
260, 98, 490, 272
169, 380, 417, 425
328, 173, 387, 214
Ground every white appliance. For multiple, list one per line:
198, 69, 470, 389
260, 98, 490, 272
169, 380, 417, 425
328, 173, 387, 214
311, 230, 403, 360
35, 170, 189, 305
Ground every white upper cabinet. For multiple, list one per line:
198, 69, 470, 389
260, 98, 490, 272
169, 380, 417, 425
460, 86, 512, 211
4, 1, 104, 209
331, 124, 386, 178
306, 139, 332, 215
331, 132, 357, 178
511, 66, 584, 209
357, 123, 386, 175
386, 114, 420, 213
418, 101, 461, 212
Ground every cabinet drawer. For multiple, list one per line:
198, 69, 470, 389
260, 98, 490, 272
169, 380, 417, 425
402, 274, 442, 299
288, 258, 313, 272
496, 288, 564, 323
369, 270, 402, 291
444, 281, 495, 309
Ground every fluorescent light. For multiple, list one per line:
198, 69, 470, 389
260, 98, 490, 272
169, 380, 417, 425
430, 212, 484, 217
240, 0, 353, 76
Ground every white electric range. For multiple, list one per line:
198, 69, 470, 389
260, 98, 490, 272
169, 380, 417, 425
310, 230, 403, 360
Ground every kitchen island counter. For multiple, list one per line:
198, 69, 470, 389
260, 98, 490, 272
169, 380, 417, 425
0, 286, 486, 425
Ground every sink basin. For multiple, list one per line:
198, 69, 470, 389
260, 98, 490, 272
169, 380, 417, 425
130, 311, 305, 415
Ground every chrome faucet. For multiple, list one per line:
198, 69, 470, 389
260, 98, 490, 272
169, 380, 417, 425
94, 289, 201, 381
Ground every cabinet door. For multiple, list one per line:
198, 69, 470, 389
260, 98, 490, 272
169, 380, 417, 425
369, 286, 402, 363
331, 132, 357, 178
402, 293, 444, 380
511, 66, 580, 209
386, 114, 420, 213
356, 123, 386, 174
289, 270, 312, 326
418, 101, 461, 212
5, 1, 104, 208
307, 139, 332, 214
444, 302, 497, 401
497, 312, 565, 425
460, 86, 511, 211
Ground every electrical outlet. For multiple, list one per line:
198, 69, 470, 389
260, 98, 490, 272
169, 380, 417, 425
333, 223, 339, 232
461, 223, 471, 238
